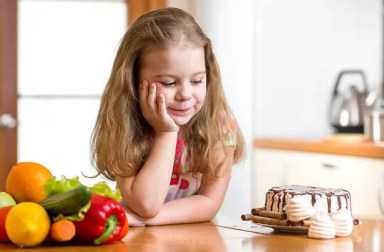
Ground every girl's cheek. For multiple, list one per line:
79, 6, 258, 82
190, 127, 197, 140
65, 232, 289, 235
155, 86, 169, 99
162, 94, 170, 105
155, 84, 165, 95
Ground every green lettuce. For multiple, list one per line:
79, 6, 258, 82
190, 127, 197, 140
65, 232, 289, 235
44, 176, 82, 197
44, 176, 121, 200
90, 181, 121, 201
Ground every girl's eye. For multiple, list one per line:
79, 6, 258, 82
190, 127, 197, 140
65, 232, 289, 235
191, 79, 203, 85
160, 81, 176, 87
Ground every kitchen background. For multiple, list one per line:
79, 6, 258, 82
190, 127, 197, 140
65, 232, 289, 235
17, 0, 382, 215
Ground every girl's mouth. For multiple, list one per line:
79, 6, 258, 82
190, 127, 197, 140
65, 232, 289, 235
168, 108, 191, 115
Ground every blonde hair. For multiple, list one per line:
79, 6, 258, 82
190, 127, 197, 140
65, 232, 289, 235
91, 7, 244, 181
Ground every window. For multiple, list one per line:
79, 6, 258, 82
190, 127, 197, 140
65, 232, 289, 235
18, 0, 127, 187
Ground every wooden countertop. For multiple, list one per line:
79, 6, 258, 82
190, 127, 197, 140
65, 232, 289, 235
0, 216, 383, 251
254, 138, 384, 159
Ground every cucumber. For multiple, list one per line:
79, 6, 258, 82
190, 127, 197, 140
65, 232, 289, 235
38, 185, 92, 216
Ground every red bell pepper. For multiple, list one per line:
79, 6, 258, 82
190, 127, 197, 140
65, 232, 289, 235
0, 206, 13, 243
73, 194, 128, 245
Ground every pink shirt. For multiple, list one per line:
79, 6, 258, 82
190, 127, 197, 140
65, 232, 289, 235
164, 126, 237, 202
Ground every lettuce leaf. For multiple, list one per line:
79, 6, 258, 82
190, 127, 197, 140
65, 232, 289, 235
44, 176, 82, 197
90, 181, 121, 201
44, 175, 121, 201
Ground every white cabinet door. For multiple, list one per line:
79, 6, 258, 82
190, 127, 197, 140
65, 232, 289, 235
253, 149, 289, 207
253, 148, 384, 216
284, 151, 384, 216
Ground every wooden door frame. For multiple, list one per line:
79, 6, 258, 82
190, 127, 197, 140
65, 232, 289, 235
127, 0, 166, 25
0, 0, 17, 191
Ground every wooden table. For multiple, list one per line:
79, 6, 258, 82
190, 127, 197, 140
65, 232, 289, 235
0, 216, 383, 251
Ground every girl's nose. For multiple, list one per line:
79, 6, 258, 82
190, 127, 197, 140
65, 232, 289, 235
176, 83, 191, 101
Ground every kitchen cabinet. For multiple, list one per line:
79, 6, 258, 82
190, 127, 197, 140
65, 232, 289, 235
253, 148, 384, 216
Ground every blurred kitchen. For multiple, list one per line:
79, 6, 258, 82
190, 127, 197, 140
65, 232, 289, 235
0, 0, 383, 216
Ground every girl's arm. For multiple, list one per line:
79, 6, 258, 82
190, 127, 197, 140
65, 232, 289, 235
116, 132, 177, 218
116, 81, 179, 218
125, 146, 235, 226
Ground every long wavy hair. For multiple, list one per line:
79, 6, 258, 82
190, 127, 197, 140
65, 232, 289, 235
91, 7, 244, 181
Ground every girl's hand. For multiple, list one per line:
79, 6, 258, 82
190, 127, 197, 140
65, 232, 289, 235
139, 80, 179, 133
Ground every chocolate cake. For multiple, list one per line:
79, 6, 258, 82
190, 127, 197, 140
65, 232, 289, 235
265, 185, 352, 216
241, 185, 357, 239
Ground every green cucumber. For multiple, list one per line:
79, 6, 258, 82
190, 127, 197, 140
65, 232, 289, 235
38, 185, 92, 216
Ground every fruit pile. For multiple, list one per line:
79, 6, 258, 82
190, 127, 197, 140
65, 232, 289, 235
0, 162, 128, 247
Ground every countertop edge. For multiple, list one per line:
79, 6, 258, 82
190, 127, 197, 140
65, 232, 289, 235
253, 138, 384, 159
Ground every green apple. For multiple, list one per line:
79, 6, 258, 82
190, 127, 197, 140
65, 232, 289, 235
0, 192, 16, 207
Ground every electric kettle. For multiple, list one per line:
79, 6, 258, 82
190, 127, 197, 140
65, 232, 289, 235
329, 70, 368, 133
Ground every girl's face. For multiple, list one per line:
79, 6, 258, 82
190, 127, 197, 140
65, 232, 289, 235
139, 44, 207, 127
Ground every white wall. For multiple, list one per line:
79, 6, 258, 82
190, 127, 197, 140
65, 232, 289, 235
253, 0, 382, 139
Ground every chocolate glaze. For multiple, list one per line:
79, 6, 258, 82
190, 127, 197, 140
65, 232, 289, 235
265, 185, 351, 213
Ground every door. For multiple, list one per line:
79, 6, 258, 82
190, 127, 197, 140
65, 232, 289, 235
0, 1, 17, 191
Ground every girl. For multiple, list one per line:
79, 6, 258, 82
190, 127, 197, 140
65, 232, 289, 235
91, 7, 245, 226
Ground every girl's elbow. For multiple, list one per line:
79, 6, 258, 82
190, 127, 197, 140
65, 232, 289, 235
133, 200, 162, 218
202, 211, 217, 222
204, 202, 221, 221
137, 205, 160, 219
122, 196, 161, 219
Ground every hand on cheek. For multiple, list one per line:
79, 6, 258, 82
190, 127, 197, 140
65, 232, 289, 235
139, 80, 179, 133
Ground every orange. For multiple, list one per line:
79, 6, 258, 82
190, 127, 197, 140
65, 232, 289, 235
5, 202, 50, 247
5, 162, 53, 203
